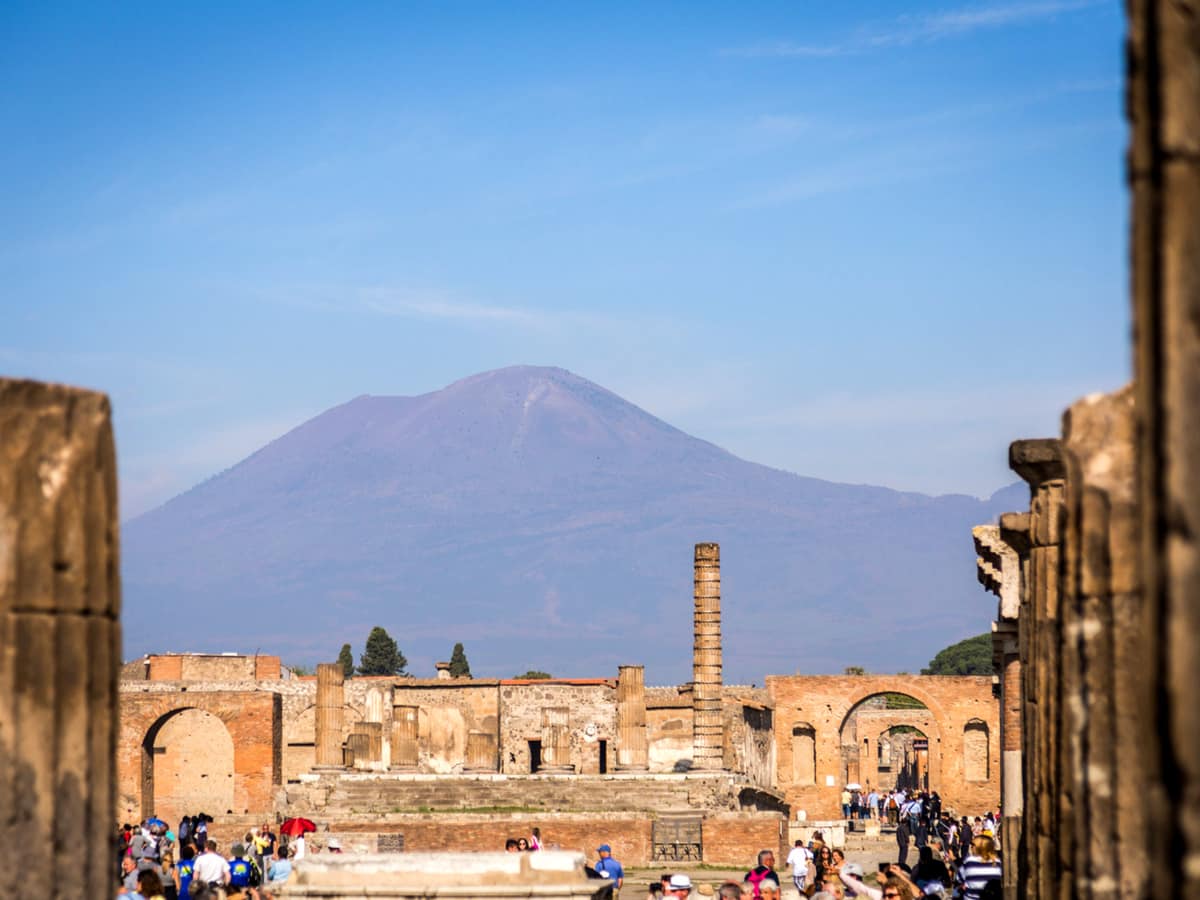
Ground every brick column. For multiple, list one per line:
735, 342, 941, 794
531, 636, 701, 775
0, 380, 120, 896
539, 707, 574, 773
314, 663, 345, 768
616, 664, 649, 770
692, 542, 724, 770
1129, 3, 1200, 896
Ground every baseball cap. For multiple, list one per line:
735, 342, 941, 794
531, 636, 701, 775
597, 844, 612, 852
669, 875, 693, 890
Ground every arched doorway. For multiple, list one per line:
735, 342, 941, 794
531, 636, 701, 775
141, 708, 235, 821
838, 692, 939, 794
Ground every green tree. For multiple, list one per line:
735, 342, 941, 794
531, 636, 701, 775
337, 643, 355, 679
448, 642, 471, 678
921, 633, 993, 676
844, 665, 866, 675
358, 626, 407, 676
514, 670, 552, 680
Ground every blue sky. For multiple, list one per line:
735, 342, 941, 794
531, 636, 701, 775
2, 1, 1128, 518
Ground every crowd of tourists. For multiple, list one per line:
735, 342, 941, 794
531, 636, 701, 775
115, 815, 329, 899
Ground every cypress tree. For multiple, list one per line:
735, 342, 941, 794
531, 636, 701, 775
448, 642, 471, 678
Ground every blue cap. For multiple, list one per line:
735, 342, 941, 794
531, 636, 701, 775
598, 844, 612, 852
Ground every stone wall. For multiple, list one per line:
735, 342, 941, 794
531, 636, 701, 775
499, 680, 617, 774
765, 675, 999, 820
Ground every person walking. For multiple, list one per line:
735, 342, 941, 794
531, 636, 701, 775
595, 843, 625, 898
896, 816, 911, 867
786, 839, 813, 896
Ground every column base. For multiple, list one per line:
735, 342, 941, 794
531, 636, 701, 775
535, 765, 576, 775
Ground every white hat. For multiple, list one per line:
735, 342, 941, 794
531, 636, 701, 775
669, 875, 693, 890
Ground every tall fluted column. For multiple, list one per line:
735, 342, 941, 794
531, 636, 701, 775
0, 380, 120, 896
692, 542, 724, 770
315, 663, 345, 768
616, 665, 648, 770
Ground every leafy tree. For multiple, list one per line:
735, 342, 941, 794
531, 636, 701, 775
448, 642, 471, 678
358, 626, 407, 676
844, 665, 866, 675
921, 633, 993, 676
884, 692, 927, 709
514, 670, 552, 680
338, 643, 355, 679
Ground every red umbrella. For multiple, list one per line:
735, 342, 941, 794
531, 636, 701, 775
279, 817, 317, 837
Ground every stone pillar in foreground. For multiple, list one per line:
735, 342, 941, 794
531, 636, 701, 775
1129, 4, 1200, 896
538, 707, 574, 773
615, 664, 648, 770
691, 542, 724, 770
315, 663, 346, 768
0, 379, 120, 896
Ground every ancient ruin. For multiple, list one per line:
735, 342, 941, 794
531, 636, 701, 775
115, 543, 999, 864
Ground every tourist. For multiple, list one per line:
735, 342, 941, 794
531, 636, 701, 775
138, 870, 167, 900
896, 815, 911, 867
957, 817, 974, 863
758, 879, 780, 900
505, 839, 520, 851
293, 832, 307, 860
517, 837, 530, 851
530, 827, 543, 850
229, 843, 258, 892
257, 823, 276, 868
744, 849, 779, 898
785, 838, 813, 895
268, 846, 293, 887
121, 857, 140, 894
716, 883, 740, 900
327, 838, 343, 854
867, 789, 880, 821
837, 862, 880, 900
841, 787, 852, 819
594, 843, 624, 896
174, 845, 195, 899
912, 846, 951, 893
957, 835, 1001, 900
819, 878, 845, 900
814, 846, 835, 886
830, 849, 846, 879
666, 874, 692, 898
193, 840, 231, 893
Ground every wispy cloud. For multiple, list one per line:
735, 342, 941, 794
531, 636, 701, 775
722, 0, 1105, 59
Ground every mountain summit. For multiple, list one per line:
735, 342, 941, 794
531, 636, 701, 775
123, 365, 1021, 681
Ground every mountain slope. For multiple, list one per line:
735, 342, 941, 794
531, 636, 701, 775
123, 366, 1025, 683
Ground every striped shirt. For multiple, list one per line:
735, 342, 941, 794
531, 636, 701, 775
958, 856, 1002, 900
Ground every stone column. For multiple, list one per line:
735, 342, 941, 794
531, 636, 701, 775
692, 542, 724, 770
538, 707, 574, 773
0, 380, 120, 896
391, 705, 419, 769
314, 663, 345, 768
615, 664, 648, 770
465, 731, 498, 772
1129, 4, 1200, 897
1010, 439, 1066, 900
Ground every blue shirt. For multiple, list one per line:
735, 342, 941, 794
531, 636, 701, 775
595, 857, 624, 883
176, 860, 194, 896
229, 858, 253, 887
268, 858, 293, 883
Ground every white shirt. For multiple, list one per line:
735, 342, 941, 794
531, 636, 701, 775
786, 846, 812, 875
192, 851, 230, 884
294, 835, 306, 860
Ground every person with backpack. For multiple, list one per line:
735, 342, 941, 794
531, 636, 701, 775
228, 843, 258, 892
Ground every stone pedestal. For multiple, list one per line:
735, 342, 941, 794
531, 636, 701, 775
0, 380, 120, 896
615, 664, 648, 770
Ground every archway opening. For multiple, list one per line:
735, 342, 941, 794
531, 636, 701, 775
791, 722, 816, 786
142, 708, 235, 822
839, 692, 934, 793
963, 718, 990, 782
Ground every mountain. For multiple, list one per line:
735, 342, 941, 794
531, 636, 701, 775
122, 366, 1026, 683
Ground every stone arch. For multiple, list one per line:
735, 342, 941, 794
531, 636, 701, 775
837, 691, 942, 794
963, 718, 990, 782
791, 722, 817, 785
141, 707, 235, 821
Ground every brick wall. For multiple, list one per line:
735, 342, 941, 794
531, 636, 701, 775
703, 813, 786, 869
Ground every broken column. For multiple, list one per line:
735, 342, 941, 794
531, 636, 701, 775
0, 379, 120, 895
314, 663, 345, 768
691, 542, 724, 770
391, 705, 419, 769
1129, 4, 1200, 896
615, 664, 649, 770
538, 707, 574, 773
